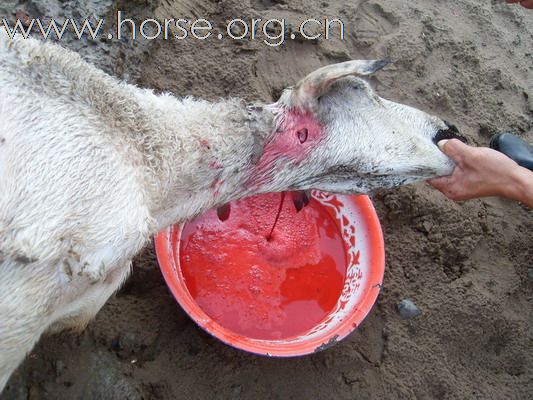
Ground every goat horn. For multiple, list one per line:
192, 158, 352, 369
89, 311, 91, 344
285, 59, 389, 111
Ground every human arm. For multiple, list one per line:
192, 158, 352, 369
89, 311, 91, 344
428, 139, 533, 207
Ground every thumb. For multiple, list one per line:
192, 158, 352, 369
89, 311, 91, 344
437, 138, 471, 165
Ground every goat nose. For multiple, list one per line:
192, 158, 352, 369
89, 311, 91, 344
433, 121, 468, 145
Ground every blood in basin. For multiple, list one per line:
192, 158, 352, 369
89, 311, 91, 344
180, 193, 348, 340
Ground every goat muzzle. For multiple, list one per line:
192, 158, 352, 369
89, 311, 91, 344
433, 121, 467, 145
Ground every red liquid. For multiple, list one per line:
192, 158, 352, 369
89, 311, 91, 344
180, 193, 347, 340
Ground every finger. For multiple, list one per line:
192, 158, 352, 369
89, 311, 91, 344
437, 138, 473, 165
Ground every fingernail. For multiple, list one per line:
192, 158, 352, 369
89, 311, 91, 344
437, 139, 449, 149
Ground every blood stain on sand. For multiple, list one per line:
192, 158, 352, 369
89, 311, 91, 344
180, 193, 347, 340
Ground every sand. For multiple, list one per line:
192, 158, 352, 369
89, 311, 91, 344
1, 0, 532, 399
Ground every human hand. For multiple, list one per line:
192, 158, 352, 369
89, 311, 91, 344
428, 139, 533, 206
506, 0, 533, 9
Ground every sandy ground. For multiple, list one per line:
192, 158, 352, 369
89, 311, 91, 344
1, 0, 532, 399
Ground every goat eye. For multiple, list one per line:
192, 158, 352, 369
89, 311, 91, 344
297, 128, 308, 144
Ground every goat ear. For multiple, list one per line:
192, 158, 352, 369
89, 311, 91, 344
282, 59, 389, 111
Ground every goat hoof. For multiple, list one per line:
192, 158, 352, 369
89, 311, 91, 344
217, 203, 231, 221
292, 190, 311, 212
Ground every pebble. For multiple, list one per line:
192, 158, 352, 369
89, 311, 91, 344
422, 220, 433, 233
397, 299, 421, 319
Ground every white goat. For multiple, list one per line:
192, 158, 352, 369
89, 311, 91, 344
0, 30, 462, 390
